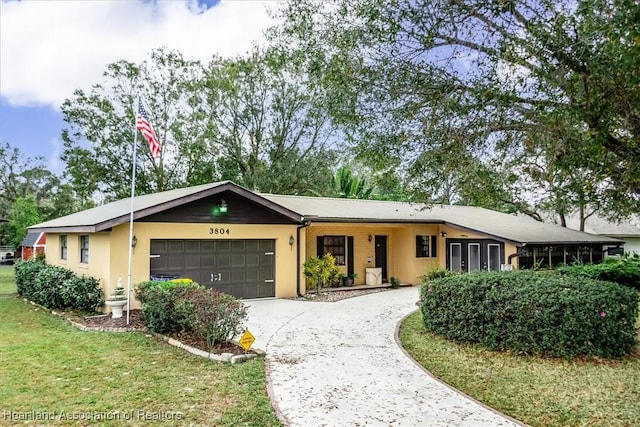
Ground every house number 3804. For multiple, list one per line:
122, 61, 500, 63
209, 227, 230, 235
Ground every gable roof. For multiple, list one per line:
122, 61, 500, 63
29, 181, 621, 246
260, 194, 621, 245
21, 231, 44, 247
29, 181, 303, 233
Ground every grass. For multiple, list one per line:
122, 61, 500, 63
0, 267, 280, 426
399, 310, 640, 427
0, 266, 17, 294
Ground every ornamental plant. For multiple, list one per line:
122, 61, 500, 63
421, 270, 639, 359
14, 260, 103, 312
303, 253, 341, 292
558, 253, 640, 291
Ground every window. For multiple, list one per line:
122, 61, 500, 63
416, 236, 430, 257
488, 244, 501, 271
416, 235, 437, 257
468, 243, 481, 271
323, 236, 345, 265
60, 235, 68, 260
519, 244, 603, 269
449, 243, 462, 272
80, 235, 89, 264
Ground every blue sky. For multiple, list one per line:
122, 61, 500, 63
0, 0, 277, 173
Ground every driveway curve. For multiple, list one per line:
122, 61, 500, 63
244, 287, 522, 427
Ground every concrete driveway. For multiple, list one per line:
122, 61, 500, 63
243, 287, 522, 427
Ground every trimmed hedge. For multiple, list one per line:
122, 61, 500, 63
421, 271, 639, 358
558, 254, 640, 291
14, 260, 104, 312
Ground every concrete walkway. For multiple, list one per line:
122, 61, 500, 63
243, 287, 523, 427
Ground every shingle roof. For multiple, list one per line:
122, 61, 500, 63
29, 181, 303, 233
21, 232, 42, 247
561, 214, 640, 237
261, 194, 622, 245
29, 181, 621, 245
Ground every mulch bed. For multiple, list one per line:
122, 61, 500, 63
74, 309, 251, 356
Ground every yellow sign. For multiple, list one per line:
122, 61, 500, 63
239, 330, 255, 351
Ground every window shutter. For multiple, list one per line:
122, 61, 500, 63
347, 236, 354, 277
431, 235, 437, 257
317, 236, 324, 257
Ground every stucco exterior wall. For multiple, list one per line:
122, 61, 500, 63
306, 223, 521, 286
121, 222, 299, 306
49, 232, 112, 297
47, 222, 300, 311
621, 237, 640, 255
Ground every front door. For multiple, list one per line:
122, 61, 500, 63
446, 239, 504, 272
375, 235, 388, 282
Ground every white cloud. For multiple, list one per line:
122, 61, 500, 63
0, 0, 280, 108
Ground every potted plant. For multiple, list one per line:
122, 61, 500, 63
345, 272, 358, 287
105, 279, 127, 318
303, 253, 341, 293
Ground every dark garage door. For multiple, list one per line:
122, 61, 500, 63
150, 239, 275, 299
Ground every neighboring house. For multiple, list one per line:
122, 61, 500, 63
28, 181, 621, 310
21, 231, 46, 260
560, 214, 640, 256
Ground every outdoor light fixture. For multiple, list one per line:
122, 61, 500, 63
440, 231, 447, 237
131, 235, 138, 247
368, 234, 372, 242
289, 235, 295, 246
219, 199, 228, 214
211, 199, 229, 217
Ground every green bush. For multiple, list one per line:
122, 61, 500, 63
182, 288, 247, 350
32, 265, 75, 309
135, 280, 201, 334
59, 275, 104, 312
15, 260, 104, 312
558, 254, 640, 291
14, 259, 47, 297
421, 270, 639, 358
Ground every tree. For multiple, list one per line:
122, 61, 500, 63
195, 48, 338, 195
0, 141, 84, 245
269, 0, 640, 220
61, 48, 216, 202
7, 196, 43, 248
61, 48, 340, 200
331, 166, 374, 199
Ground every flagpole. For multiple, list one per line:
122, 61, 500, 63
126, 97, 140, 325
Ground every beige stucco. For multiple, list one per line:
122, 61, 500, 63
305, 223, 520, 286
47, 222, 301, 311
45, 219, 521, 312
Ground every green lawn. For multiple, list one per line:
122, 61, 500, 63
0, 266, 17, 294
399, 310, 640, 427
0, 267, 280, 426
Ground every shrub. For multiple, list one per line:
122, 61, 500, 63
14, 259, 47, 297
15, 260, 104, 312
182, 288, 247, 350
421, 270, 639, 358
419, 267, 456, 301
303, 253, 341, 291
60, 275, 104, 312
135, 280, 201, 334
558, 254, 640, 291
32, 265, 75, 309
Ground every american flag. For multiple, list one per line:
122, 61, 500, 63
136, 101, 162, 158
